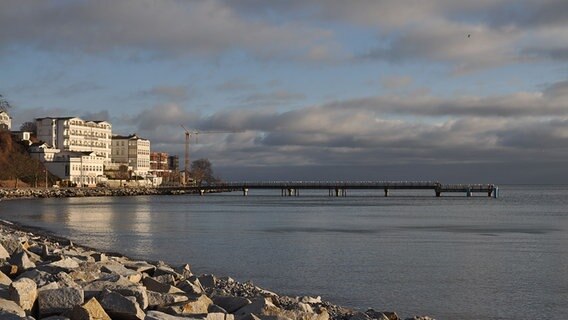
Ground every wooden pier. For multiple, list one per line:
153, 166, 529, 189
167, 181, 499, 198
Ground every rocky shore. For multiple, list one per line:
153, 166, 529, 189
0, 187, 192, 200
0, 196, 435, 320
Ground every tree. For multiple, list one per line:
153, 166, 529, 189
19, 121, 37, 134
0, 94, 12, 112
190, 158, 217, 186
117, 164, 129, 186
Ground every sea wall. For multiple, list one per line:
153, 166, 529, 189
0, 187, 189, 199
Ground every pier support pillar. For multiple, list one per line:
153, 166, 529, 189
384, 188, 389, 197
435, 191, 441, 197
287, 188, 294, 196
492, 187, 499, 198
199, 189, 205, 196
335, 188, 339, 197
466, 188, 472, 197
243, 188, 249, 196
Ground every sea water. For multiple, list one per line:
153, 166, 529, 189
1, 185, 567, 319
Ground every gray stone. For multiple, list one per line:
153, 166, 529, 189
213, 296, 251, 313
0, 243, 10, 260
208, 304, 228, 314
0, 238, 21, 256
101, 263, 142, 283
82, 276, 136, 300
91, 253, 107, 262
176, 280, 203, 295
153, 274, 176, 285
114, 285, 149, 310
70, 297, 111, 320
45, 257, 80, 271
40, 316, 70, 320
0, 297, 26, 317
142, 277, 185, 294
9, 251, 36, 274
123, 261, 156, 274
147, 290, 189, 308
99, 290, 145, 320
9, 277, 37, 312
38, 286, 84, 317
0, 310, 25, 320
156, 294, 212, 316
153, 266, 183, 280
198, 275, 216, 289
174, 264, 193, 279
0, 270, 12, 286
145, 310, 200, 320
17, 269, 57, 288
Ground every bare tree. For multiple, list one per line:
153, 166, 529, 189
19, 121, 37, 134
191, 158, 217, 186
0, 94, 12, 112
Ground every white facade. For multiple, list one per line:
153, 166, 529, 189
111, 134, 151, 176
36, 117, 112, 164
30, 143, 106, 186
0, 111, 11, 130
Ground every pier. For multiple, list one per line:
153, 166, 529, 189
168, 181, 499, 198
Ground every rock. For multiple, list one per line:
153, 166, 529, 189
123, 261, 155, 274
0, 297, 26, 317
0, 243, 10, 260
153, 266, 183, 281
156, 294, 213, 316
91, 253, 107, 262
0, 310, 26, 320
42, 257, 80, 272
41, 316, 71, 320
147, 290, 189, 308
404, 317, 434, 320
299, 297, 321, 304
153, 274, 176, 285
174, 264, 193, 279
99, 290, 145, 320
176, 280, 203, 295
208, 312, 234, 320
101, 263, 142, 283
9, 277, 37, 312
297, 302, 313, 314
0, 270, 12, 286
0, 263, 18, 277
233, 298, 282, 320
82, 276, 136, 299
198, 275, 216, 289
114, 285, 149, 310
212, 296, 251, 313
0, 238, 21, 256
17, 269, 57, 287
38, 286, 84, 317
365, 309, 391, 320
145, 310, 196, 320
382, 312, 400, 320
142, 276, 185, 294
70, 297, 111, 320
9, 251, 36, 274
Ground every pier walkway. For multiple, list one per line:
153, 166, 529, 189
165, 181, 499, 198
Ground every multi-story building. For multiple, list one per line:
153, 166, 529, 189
0, 110, 11, 130
150, 152, 170, 177
30, 143, 106, 186
168, 155, 179, 171
111, 134, 151, 176
35, 117, 112, 163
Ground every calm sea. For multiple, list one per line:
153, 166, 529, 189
1, 185, 567, 319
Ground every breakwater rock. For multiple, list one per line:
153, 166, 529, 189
0, 187, 192, 199
0, 221, 434, 320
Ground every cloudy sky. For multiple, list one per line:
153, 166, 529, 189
2, 0, 568, 183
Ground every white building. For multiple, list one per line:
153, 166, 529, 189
36, 117, 112, 164
30, 143, 106, 186
111, 134, 151, 176
0, 110, 11, 130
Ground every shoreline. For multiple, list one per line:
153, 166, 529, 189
0, 195, 434, 320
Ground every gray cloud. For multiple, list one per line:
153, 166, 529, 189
0, 0, 334, 61
238, 90, 306, 106
137, 86, 191, 102
381, 75, 413, 89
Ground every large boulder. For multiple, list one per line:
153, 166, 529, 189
212, 296, 251, 313
101, 263, 143, 283
233, 298, 282, 320
114, 285, 149, 310
9, 277, 37, 313
70, 297, 111, 320
8, 251, 36, 274
0, 270, 12, 286
0, 297, 26, 317
145, 310, 196, 320
0, 243, 10, 260
156, 294, 213, 316
143, 277, 185, 294
99, 290, 145, 320
17, 269, 57, 287
38, 286, 85, 317
147, 290, 189, 308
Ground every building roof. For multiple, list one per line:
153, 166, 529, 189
112, 133, 148, 141
35, 116, 110, 124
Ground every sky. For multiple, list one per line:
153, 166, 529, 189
1, 0, 568, 183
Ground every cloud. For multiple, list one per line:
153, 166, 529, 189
381, 75, 413, 89
0, 0, 334, 61
238, 90, 306, 106
137, 86, 190, 102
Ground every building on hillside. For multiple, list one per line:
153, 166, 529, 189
149, 152, 170, 177
11, 131, 32, 145
30, 143, 106, 186
0, 110, 11, 130
110, 134, 151, 176
35, 117, 112, 164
